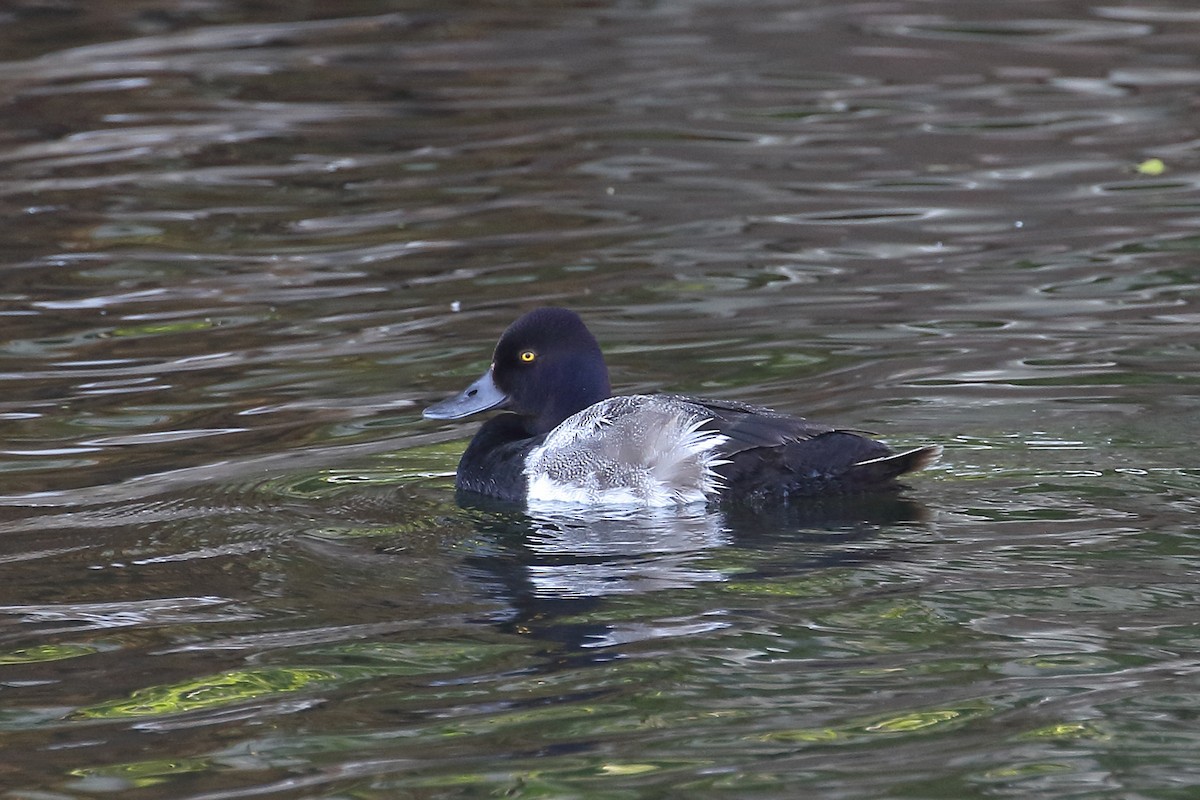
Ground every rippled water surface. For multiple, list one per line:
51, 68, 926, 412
2, 1, 1200, 797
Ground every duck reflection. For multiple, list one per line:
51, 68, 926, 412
456, 491, 928, 649
520, 502, 732, 598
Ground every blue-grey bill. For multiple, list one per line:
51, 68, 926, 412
422, 369, 509, 420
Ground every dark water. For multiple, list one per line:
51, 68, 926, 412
2, 1, 1200, 797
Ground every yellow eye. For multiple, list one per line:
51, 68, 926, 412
519, 350, 537, 363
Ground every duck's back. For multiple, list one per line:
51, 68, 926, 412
699, 397, 939, 502
514, 394, 937, 507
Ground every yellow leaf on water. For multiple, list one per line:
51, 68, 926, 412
600, 763, 659, 775
1135, 158, 1165, 176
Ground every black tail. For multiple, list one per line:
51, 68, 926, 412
848, 445, 942, 486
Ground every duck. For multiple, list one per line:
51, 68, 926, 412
423, 307, 940, 507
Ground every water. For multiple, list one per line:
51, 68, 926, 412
2, 1, 1199, 797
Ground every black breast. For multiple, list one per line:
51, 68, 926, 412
455, 413, 543, 502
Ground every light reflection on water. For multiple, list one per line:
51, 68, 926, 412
1, 0, 1200, 797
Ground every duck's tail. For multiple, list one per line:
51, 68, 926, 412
849, 444, 942, 486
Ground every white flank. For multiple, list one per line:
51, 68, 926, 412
524, 396, 729, 508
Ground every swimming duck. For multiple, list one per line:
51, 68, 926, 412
424, 307, 939, 506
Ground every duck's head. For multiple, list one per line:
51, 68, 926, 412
423, 307, 613, 435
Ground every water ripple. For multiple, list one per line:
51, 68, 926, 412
0, 1, 1198, 797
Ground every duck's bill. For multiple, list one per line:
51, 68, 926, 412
423, 369, 509, 420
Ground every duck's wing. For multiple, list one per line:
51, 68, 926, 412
686, 397, 838, 455
687, 396, 940, 498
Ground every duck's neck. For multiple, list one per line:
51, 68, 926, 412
531, 364, 610, 435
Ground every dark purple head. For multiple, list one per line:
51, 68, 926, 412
423, 307, 612, 435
